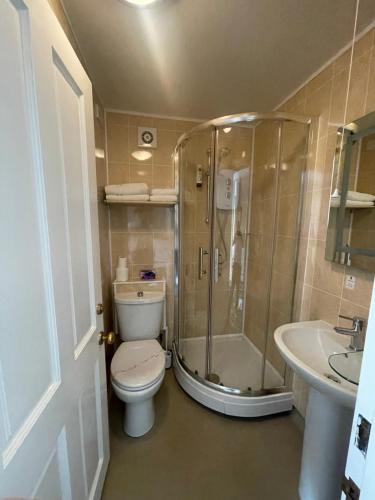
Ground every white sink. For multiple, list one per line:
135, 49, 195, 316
274, 320, 361, 500
274, 320, 358, 408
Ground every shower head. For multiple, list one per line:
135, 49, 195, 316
206, 147, 231, 160
219, 147, 231, 159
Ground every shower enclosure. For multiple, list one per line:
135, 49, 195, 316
173, 113, 310, 417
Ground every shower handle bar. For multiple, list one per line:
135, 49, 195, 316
198, 247, 209, 280
205, 169, 211, 224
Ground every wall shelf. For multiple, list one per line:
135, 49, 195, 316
104, 199, 177, 207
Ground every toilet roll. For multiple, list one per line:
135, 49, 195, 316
118, 257, 128, 269
116, 267, 129, 282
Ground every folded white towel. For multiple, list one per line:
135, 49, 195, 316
105, 183, 149, 196
150, 195, 177, 202
346, 190, 375, 202
151, 188, 178, 196
330, 197, 374, 208
106, 194, 150, 202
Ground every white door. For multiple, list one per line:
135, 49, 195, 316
343, 280, 375, 499
0, 0, 109, 498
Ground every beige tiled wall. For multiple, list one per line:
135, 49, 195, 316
106, 111, 197, 341
279, 27, 375, 415
179, 129, 211, 340
245, 120, 309, 378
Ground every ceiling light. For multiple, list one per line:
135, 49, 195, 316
223, 127, 232, 134
131, 149, 152, 161
121, 0, 159, 6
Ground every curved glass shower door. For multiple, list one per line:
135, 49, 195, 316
210, 120, 309, 392
177, 128, 213, 378
208, 124, 255, 389
175, 113, 310, 408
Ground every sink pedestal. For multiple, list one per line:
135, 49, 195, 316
299, 388, 353, 500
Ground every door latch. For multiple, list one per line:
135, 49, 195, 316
355, 414, 371, 456
342, 476, 360, 499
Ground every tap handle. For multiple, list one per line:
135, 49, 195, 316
339, 314, 366, 327
339, 314, 355, 322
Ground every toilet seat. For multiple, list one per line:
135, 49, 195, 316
111, 340, 165, 392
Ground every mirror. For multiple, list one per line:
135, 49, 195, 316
325, 110, 375, 272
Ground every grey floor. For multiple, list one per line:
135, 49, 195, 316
101, 370, 303, 500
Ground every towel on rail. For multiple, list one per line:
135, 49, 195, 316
150, 195, 177, 202
106, 194, 150, 201
330, 197, 374, 208
346, 190, 375, 202
331, 189, 375, 203
105, 183, 149, 196
151, 188, 178, 196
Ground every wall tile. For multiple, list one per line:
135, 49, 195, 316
105, 112, 192, 338
312, 239, 344, 296
305, 64, 333, 98
129, 162, 152, 184
309, 288, 340, 324
305, 81, 332, 139
329, 67, 350, 128
346, 50, 371, 123
107, 124, 128, 163
152, 165, 175, 188
365, 47, 375, 113
108, 163, 129, 185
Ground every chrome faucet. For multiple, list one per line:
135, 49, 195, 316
334, 315, 366, 351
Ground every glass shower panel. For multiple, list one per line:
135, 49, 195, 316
209, 124, 259, 391
263, 121, 309, 388
243, 121, 282, 391
178, 128, 213, 378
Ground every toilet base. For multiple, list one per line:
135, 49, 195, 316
124, 398, 155, 437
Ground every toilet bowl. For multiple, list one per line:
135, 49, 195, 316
110, 289, 166, 437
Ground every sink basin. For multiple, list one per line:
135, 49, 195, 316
274, 320, 358, 408
329, 351, 362, 386
274, 320, 361, 500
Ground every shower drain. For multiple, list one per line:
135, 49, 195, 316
324, 373, 341, 384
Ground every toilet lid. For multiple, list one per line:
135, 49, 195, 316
111, 340, 165, 390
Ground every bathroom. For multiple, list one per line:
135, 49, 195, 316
2, 0, 375, 498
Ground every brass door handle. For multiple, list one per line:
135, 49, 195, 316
99, 331, 115, 345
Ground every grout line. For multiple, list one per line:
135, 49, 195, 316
363, 43, 374, 114
104, 110, 113, 281
275, 16, 375, 111
342, 0, 360, 127
339, 0, 360, 317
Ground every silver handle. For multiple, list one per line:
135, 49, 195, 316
205, 170, 211, 224
198, 247, 208, 280
339, 314, 366, 325
339, 314, 355, 322
214, 247, 219, 282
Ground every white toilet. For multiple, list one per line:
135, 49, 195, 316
110, 289, 166, 437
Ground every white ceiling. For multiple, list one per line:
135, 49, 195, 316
62, 0, 375, 120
